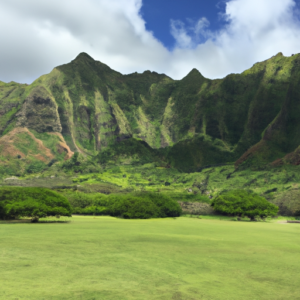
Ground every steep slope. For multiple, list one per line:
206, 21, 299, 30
0, 81, 27, 136
165, 52, 300, 170
0, 127, 73, 175
1, 52, 300, 173
235, 53, 300, 169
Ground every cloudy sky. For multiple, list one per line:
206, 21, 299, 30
1, 0, 300, 83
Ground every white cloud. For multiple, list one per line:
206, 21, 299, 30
0, 0, 300, 83
170, 19, 193, 48
169, 0, 300, 78
170, 17, 211, 48
0, 0, 168, 83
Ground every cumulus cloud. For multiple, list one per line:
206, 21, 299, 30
170, 17, 211, 48
0, 0, 168, 83
170, 20, 194, 49
169, 0, 300, 78
0, 0, 300, 83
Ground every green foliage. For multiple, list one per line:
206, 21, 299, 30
64, 191, 109, 215
137, 192, 183, 217
0, 187, 72, 220
4, 161, 300, 217
63, 190, 181, 219
97, 138, 163, 166
25, 160, 47, 174
108, 196, 161, 219
108, 192, 181, 219
2, 52, 300, 172
212, 190, 279, 219
165, 134, 235, 172
0, 160, 24, 176
60, 152, 102, 174
72, 205, 108, 215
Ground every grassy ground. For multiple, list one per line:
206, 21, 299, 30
1, 216, 299, 299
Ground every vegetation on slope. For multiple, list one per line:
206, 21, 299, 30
2, 52, 300, 217
0, 127, 73, 176
96, 137, 165, 166
2, 52, 300, 173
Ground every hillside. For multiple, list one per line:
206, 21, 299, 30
1, 52, 300, 173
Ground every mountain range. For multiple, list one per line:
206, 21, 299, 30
1, 51, 300, 174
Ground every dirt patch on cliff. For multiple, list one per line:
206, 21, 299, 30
0, 127, 54, 162
48, 132, 74, 160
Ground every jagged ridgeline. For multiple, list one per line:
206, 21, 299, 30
1, 52, 300, 173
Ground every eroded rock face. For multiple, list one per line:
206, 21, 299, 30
16, 87, 62, 133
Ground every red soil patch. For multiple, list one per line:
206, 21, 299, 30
0, 127, 54, 162
235, 140, 266, 167
271, 146, 300, 167
48, 132, 74, 160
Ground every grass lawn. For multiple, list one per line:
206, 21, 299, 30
0, 216, 299, 300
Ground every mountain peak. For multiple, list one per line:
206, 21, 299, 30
187, 68, 204, 77
74, 52, 95, 62
182, 68, 205, 80
191, 68, 201, 74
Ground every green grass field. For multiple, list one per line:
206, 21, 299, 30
1, 216, 299, 300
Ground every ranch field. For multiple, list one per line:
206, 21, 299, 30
0, 216, 299, 300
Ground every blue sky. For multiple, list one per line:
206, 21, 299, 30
1, 0, 300, 83
142, 0, 227, 49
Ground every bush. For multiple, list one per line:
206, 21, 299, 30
211, 190, 278, 220
64, 191, 182, 219
139, 192, 182, 217
72, 206, 108, 215
63, 192, 109, 213
108, 196, 160, 219
0, 187, 72, 221
60, 153, 102, 174
107, 192, 182, 219
25, 160, 47, 174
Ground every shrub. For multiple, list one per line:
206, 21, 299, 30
63, 192, 109, 210
0, 187, 72, 221
25, 160, 46, 174
211, 190, 278, 220
72, 206, 108, 215
60, 153, 102, 174
107, 192, 182, 219
139, 192, 182, 217
108, 196, 161, 219
62, 190, 182, 219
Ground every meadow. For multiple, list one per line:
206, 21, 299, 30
1, 216, 299, 299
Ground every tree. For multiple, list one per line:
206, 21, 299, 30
211, 190, 278, 220
0, 187, 72, 222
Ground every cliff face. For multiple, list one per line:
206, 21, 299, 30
16, 86, 62, 133
1, 52, 300, 171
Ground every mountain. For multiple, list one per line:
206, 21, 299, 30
1, 52, 300, 174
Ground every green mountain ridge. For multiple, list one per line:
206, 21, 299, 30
1, 51, 300, 173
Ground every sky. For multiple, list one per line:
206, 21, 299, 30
1, 0, 300, 83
